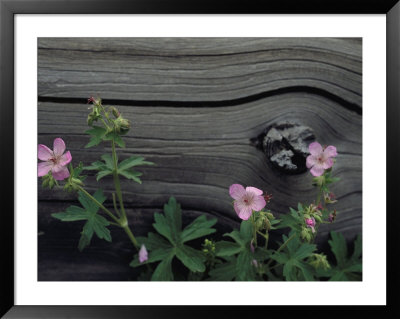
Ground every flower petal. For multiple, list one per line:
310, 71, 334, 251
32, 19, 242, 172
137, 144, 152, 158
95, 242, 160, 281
322, 157, 334, 169
38, 144, 53, 161
59, 151, 72, 166
309, 142, 323, 156
251, 195, 267, 211
324, 145, 337, 158
245, 186, 263, 196
234, 201, 253, 220
53, 138, 66, 157
306, 155, 317, 169
229, 184, 246, 200
310, 164, 325, 177
51, 165, 70, 180
38, 161, 52, 177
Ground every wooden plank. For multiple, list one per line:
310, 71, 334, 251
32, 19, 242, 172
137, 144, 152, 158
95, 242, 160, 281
38, 93, 361, 239
38, 38, 362, 107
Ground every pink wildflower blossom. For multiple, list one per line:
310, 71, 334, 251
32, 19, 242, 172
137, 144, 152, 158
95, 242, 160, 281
139, 244, 148, 263
229, 184, 266, 220
305, 217, 316, 233
38, 138, 72, 180
306, 142, 337, 177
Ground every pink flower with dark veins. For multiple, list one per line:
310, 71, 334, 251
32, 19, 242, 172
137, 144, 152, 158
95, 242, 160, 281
306, 142, 337, 177
38, 138, 72, 180
229, 184, 266, 220
305, 217, 316, 233
139, 244, 148, 263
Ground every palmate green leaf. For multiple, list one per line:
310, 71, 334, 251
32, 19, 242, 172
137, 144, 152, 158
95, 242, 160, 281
83, 155, 114, 181
215, 240, 242, 257
131, 197, 217, 279
103, 131, 125, 148
151, 253, 175, 281
208, 257, 236, 281
271, 233, 316, 281
118, 156, 154, 171
52, 189, 112, 251
235, 249, 255, 281
327, 232, 362, 281
118, 169, 142, 183
117, 156, 154, 184
85, 126, 108, 148
176, 245, 206, 273
329, 231, 348, 267
181, 215, 217, 243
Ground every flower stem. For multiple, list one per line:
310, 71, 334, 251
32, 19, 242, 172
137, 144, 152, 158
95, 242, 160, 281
76, 186, 120, 224
111, 139, 139, 250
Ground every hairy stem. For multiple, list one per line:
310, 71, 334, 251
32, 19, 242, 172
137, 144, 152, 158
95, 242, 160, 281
77, 186, 120, 224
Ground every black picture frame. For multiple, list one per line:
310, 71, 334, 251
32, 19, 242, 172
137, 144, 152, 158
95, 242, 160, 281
1, 0, 399, 318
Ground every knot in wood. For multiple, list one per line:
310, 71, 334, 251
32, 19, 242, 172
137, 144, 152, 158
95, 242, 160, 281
262, 122, 315, 174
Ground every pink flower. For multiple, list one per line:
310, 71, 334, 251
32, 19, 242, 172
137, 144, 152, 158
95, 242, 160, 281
139, 244, 148, 263
38, 138, 72, 180
305, 217, 316, 233
229, 184, 266, 220
306, 142, 337, 177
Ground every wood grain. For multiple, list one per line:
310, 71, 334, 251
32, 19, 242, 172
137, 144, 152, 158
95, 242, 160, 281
38, 38, 362, 281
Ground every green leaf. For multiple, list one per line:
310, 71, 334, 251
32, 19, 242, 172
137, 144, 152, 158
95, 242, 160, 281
352, 234, 362, 261
293, 243, 316, 260
83, 156, 113, 181
118, 156, 154, 171
176, 245, 206, 273
235, 249, 255, 281
130, 197, 217, 277
118, 169, 142, 184
327, 232, 362, 281
208, 258, 236, 281
224, 230, 243, 246
215, 241, 242, 257
239, 220, 253, 242
163, 197, 182, 238
329, 231, 348, 267
100, 154, 114, 170
104, 131, 126, 148
130, 248, 173, 268
52, 189, 112, 251
85, 126, 108, 148
181, 215, 217, 243
151, 254, 174, 281
52, 206, 88, 221
137, 232, 170, 250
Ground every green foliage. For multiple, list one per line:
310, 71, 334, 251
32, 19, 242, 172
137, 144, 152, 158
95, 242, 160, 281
85, 126, 126, 149
63, 162, 87, 192
85, 126, 108, 148
117, 156, 154, 184
130, 197, 217, 281
52, 189, 112, 251
211, 220, 257, 281
320, 232, 362, 281
84, 154, 153, 184
270, 232, 316, 281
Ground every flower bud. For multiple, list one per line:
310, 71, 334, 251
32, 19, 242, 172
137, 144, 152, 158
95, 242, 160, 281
109, 106, 120, 118
309, 253, 330, 270
114, 115, 130, 135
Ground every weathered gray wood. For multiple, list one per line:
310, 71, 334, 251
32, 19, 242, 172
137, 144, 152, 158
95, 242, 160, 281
38, 38, 362, 107
38, 38, 362, 281
38, 93, 361, 238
